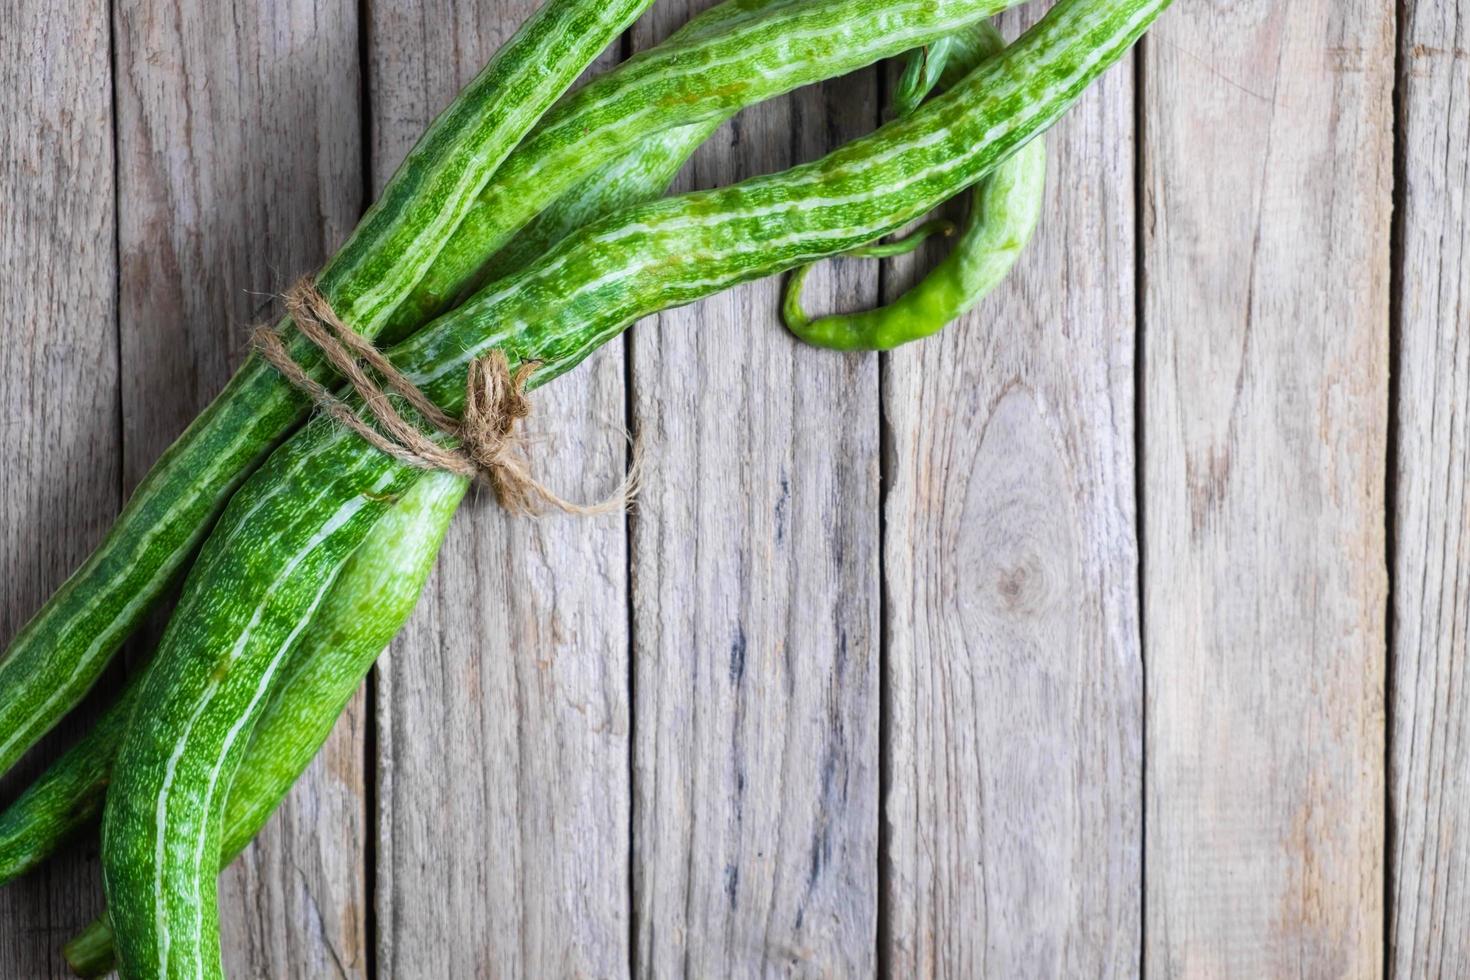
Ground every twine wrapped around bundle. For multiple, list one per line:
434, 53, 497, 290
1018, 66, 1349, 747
251, 278, 633, 517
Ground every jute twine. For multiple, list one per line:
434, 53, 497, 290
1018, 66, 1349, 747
251, 278, 634, 517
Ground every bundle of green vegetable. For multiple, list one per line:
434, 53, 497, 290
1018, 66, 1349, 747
0, 0, 1169, 975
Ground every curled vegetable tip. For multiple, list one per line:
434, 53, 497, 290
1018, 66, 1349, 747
781, 21, 1048, 352
893, 39, 953, 117
781, 219, 954, 329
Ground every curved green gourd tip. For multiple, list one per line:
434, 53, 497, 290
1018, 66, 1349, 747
783, 136, 1047, 351
781, 20, 1049, 353
782, 218, 957, 340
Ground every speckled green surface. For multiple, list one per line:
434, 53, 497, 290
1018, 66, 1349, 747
0, 0, 654, 786
101, 1, 1168, 974
63, 472, 466, 978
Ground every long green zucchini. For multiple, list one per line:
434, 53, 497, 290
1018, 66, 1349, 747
0, 117, 712, 909
0, 0, 992, 888
391, 0, 1033, 326
10, 0, 780, 891
0, 0, 1020, 795
0, 0, 653, 780
101, 1, 1168, 975
60, 471, 466, 978
0, 0, 790, 918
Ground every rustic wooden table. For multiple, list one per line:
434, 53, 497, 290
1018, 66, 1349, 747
1, 0, 1464, 977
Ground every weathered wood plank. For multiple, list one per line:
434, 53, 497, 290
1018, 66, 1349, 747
112, 0, 366, 974
627, 4, 881, 975
882, 11, 1141, 976
0, 1, 118, 975
1142, 3, 1393, 975
1390, 1, 1470, 974
368, 3, 631, 975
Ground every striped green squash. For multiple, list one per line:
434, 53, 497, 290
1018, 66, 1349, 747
101, 1, 1169, 975
0, 0, 786, 918
395, 0, 1036, 326
0, 0, 654, 780
0, 0, 1015, 890
0, 473, 463, 889
0, 0, 1016, 790
60, 471, 467, 978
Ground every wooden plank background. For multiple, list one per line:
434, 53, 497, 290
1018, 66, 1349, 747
628, 3, 881, 975
0, 1, 1464, 978
1142, 1, 1393, 976
884, 3, 1140, 974
0, 1, 118, 973
1390, 0, 1470, 974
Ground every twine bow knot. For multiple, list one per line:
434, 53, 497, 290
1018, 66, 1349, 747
251, 277, 631, 517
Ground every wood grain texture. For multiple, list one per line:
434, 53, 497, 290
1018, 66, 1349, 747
882, 11, 1141, 977
0, 1, 118, 976
627, 4, 880, 976
1390, 1, 1470, 974
368, 3, 632, 976
112, 0, 366, 974
1142, 2, 1393, 976
12, 0, 1469, 974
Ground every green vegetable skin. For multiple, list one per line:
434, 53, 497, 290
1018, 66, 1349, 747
0, 80, 708, 909
4, 0, 978, 782
26, 0, 1019, 894
101, 1, 1168, 975
0, 679, 133, 885
783, 22, 1049, 351
0, 0, 814, 928
57, 38, 750, 980
471, 0, 789, 286
60, 471, 467, 979
401, 0, 1030, 317
0, 0, 655, 781
783, 142, 1046, 349
2, 0, 1011, 899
